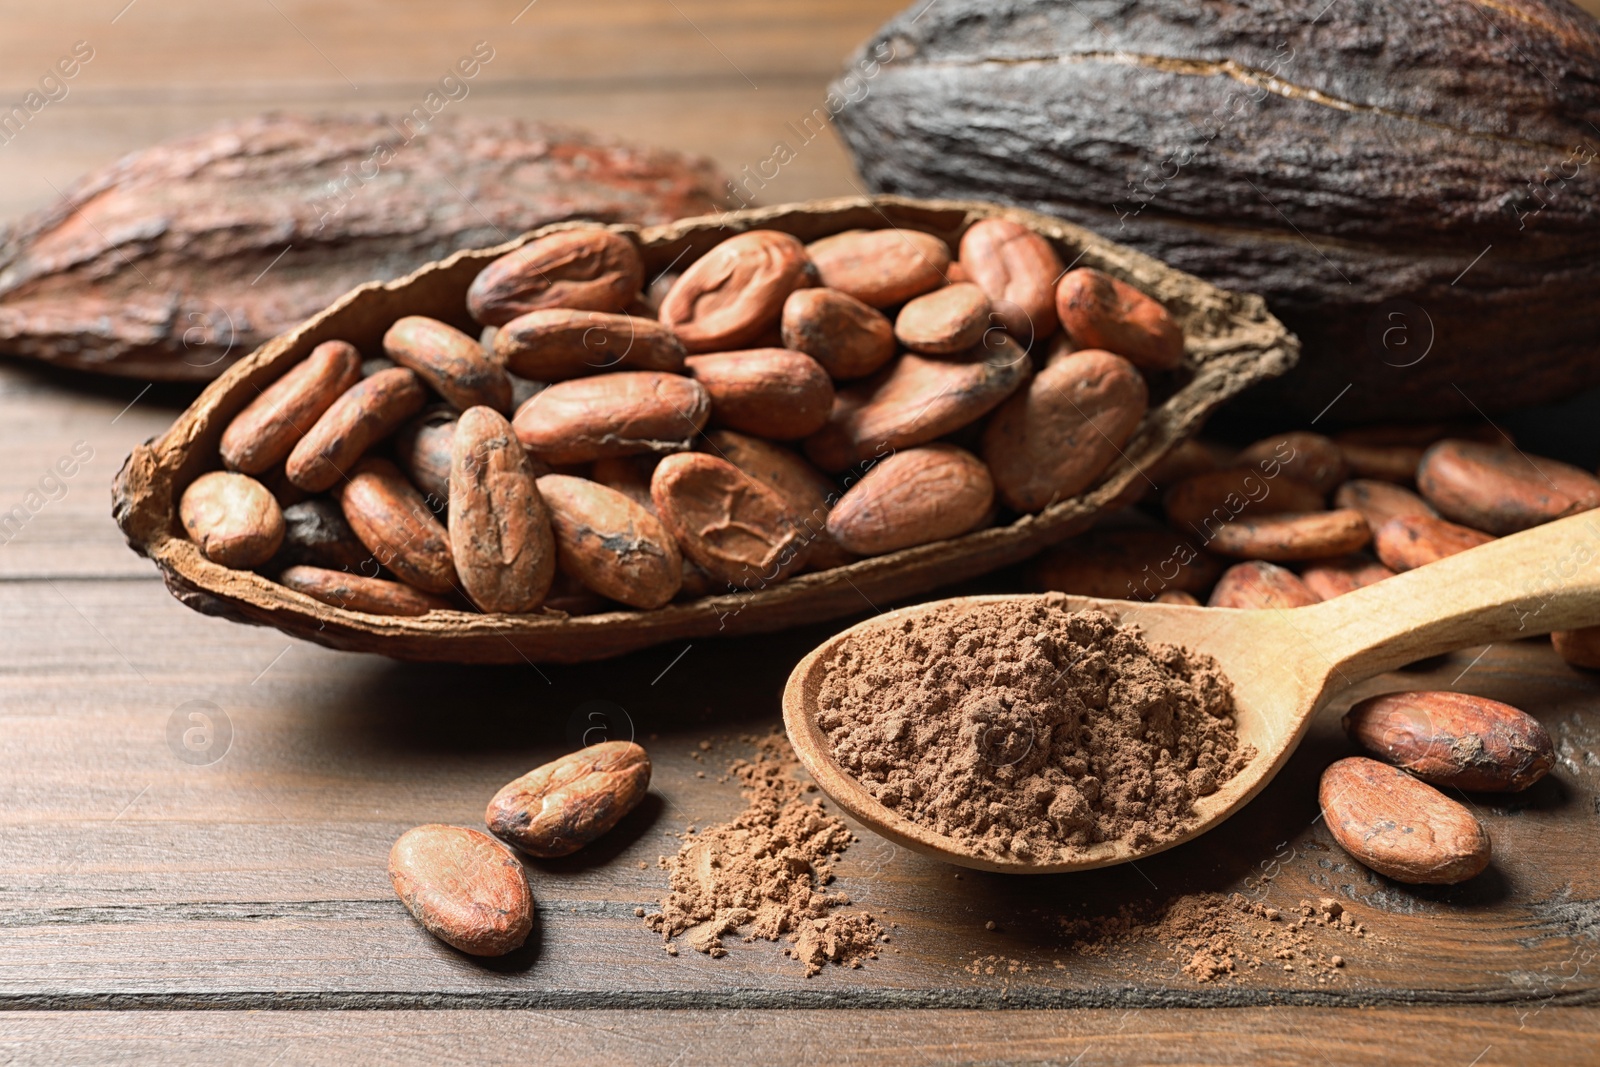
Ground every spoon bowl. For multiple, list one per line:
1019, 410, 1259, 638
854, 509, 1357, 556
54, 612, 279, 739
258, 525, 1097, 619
783, 510, 1600, 873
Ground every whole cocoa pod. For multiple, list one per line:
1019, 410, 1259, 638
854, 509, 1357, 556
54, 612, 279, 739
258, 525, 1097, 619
486, 741, 651, 858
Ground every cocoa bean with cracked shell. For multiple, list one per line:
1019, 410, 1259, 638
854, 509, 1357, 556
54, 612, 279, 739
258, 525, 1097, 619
1205, 508, 1371, 562
1207, 560, 1318, 609
651, 452, 810, 587
958, 217, 1063, 341
1056, 267, 1183, 371
1373, 514, 1494, 573
982, 349, 1147, 513
780, 287, 896, 380
279, 565, 454, 617
389, 824, 534, 956
685, 348, 834, 440
1333, 479, 1437, 532
805, 228, 951, 307
339, 457, 457, 595
513, 371, 710, 465
706, 430, 853, 572
659, 230, 815, 352
220, 340, 362, 474
537, 474, 682, 610
1319, 757, 1491, 884
468, 229, 644, 326
894, 282, 992, 355
1343, 691, 1553, 792
285, 367, 428, 492
1417, 438, 1600, 535
383, 315, 513, 414
493, 309, 685, 381
486, 741, 652, 858
449, 407, 556, 613
1236, 432, 1348, 496
1300, 555, 1395, 601
180, 471, 285, 568
827, 445, 993, 557
1031, 526, 1223, 601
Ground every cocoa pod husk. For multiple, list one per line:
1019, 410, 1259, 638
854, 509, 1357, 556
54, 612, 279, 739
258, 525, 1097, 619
780, 287, 896, 380
179, 471, 284, 568
536, 474, 682, 610
449, 407, 556, 614
685, 348, 834, 440
651, 453, 811, 586
827, 444, 993, 556
339, 457, 457, 595
388, 825, 534, 956
0, 115, 727, 379
1417, 438, 1600, 536
219, 340, 362, 474
1319, 757, 1491, 884
1342, 691, 1553, 792
486, 741, 652, 858
467, 229, 645, 326
279, 565, 453, 617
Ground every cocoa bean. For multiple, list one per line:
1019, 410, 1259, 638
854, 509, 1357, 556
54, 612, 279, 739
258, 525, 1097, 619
486, 741, 652, 858
285, 367, 428, 492
493, 309, 686, 380
1338, 441, 1424, 484
893, 282, 992, 355
1236, 432, 1348, 496
179, 471, 285, 568
393, 407, 457, 506
659, 230, 815, 352
1300, 555, 1395, 601
1417, 438, 1600, 535
339, 457, 457, 595
536, 474, 682, 609
651, 453, 811, 586
1553, 626, 1600, 670
1319, 757, 1491, 884
1208, 560, 1318, 609
449, 407, 556, 613
684, 348, 834, 440
1156, 590, 1200, 606
279, 565, 453, 617
805, 229, 951, 307
1162, 467, 1325, 534
1206, 508, 1370, 562
1343, 691, 1553, 792
958, 217, 1063, 340
1373, 514, 1494, 573
780, 287, 897, 380
1333, 479, 1437, 532
706, 430, 852, 571
1032, 526, 1223, 601
219, 341, 362, 474
383, 316, 513, 414
467, 229, 645, 325
272, 499, 371, 572
1056, 268, 1182, 371
388, 824, 533, 956
589, 454, 659, 512
827, 445, 993, 556
981, 349, 1147, 513
1147, 438, 1233, 489
512, 371, 710, 464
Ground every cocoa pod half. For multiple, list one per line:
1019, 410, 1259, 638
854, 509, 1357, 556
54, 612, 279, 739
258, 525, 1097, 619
1342, 691, 1553, 792
486, 741, 652, 858
1319, 757, 1491, 884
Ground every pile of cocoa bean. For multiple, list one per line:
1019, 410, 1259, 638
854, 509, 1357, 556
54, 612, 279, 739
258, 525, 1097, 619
180, 220, 1177, 618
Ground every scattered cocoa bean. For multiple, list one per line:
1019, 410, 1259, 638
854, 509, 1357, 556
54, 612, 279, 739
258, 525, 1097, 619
512, 371, 710, 464
651, 452, 811, 586
1333, 479, 1437, 532
486, 741, 652, 858
805, 228, 950, 307
1208, 560, 1319, 609
285, 367, 428, 492
1343, 691, 1553, 792
1236, 432, 1348, 496
449, 407, 556, 613
779, 287, 897, 380
660, 230, 815, 352
1300, 555, 1395, 601
957, 217, 1063, 340
1417, 438, 1600, 535
383, 316, 513, 414
1056, 267, 1183, 371
537, 474, 682, 610
279, 565, 453, 616
179, 471, 285, 568
1373, 514, 1495, 573
493, 309, 686, 380
339, 457, 458, 595
893, 282, 992, 355
1319, 757, 1492, 884
684, 348, 834, 440
1162, 467, 1325, 533
220, 341, 362, 474
1205, 508, 1371, 562
467, 229, 644, 325
827, 445, 993, 556
388, 824, 534, 956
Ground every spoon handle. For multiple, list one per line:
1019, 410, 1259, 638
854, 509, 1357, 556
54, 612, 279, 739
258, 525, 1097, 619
1307, 509, 1600, 683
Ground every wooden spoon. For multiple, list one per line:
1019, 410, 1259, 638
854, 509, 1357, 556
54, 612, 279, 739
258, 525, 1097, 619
783, 509, 1600, 873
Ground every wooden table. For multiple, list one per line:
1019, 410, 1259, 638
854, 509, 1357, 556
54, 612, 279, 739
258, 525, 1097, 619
4, 3, 1600, 1063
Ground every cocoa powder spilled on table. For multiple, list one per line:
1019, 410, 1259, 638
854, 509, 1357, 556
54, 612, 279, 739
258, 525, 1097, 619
816, 596, 1253, 862
646, 734, 885, 976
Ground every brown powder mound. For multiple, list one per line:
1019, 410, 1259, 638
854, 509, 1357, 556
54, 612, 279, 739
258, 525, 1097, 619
646, 734, 885, 976
816, 597, 1252, 862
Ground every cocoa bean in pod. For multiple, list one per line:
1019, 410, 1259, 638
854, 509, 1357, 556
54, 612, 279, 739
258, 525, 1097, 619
707, 430, 852, 571
1374, 514, 1494, 573
981, 349, 1147, 513
1417, 439, 1600, 536
486, 741, 652, 858
449, 407, 556, 614
1319, 757, 1491, 885
1162, 467, 1324, 534
383, 316, 513, 414
589, 454, 659, 512
893, 282, 992, 355
272, 499, 371, 572
1553, 627, 1600, 669
651, 453, 811, 587
1206, 508, 1370, 562
536, 474, 682, 609
512, 371, 710, 464
394, 407, 457, 506
684, 348, 834, 440
279, 565, 453, 617
804, 335, 1031, 472
1208, 560, 1318, 609
1343, 691, 1553, 792
388, 824, 533, 956
1031, 526, 1222, 601
1300, 555, 1395, 601
805, 229, 951, 307
285, 367, 428, 492
493, 309, 686, 381
467, 229, 644, 326
219, 340, 362, 474
1333, 479, 1437, 533
179, 471, 284, 568
958, 217, 1062, 340
659, 230, 815, 352
1236, 432, 1348, 496
1056, 268, 1182, 372
827, 444, 993, 556
339, 457, 457, 595
781, 287, 897, 380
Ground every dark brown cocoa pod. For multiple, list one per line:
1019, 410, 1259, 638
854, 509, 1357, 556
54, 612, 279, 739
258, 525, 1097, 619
805, 229, 951, 307
272, 498, 371, 572
1343, 690, 1553, 792
1236, 432, 1348, 496
1333, 479, 1437, 533
467, 229, 644, 326
1374, 514, 1495, 573
1032, 526, 1223, 601
1208, 560, 1318, 609
1417, 439, 1600, 535
285, 367, 428, 493
536, 474, 682, 610
383, 316, 513, 414
958, 217, 1063, 341
894, 282, 992, 355
449, 407, 556, 614
659, 230, 815, 352
492, 309, 686, 381
339, 457, 458, 595
1300, 555, 1395, 601
684, 348, 834, 440
1056, 268, 1183, 371
827, 444, 993, 556
512, 371, 710, 464
651, 453, 811, 587
179, 471, 285, 568
485, 741, 652, 858
279, 565, 454, 617
393, 407, 457, 506
781, 287, 897, 380
219, 340, 362, 474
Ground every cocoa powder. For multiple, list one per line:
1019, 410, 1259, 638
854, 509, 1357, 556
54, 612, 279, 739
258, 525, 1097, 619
816, 597, 1252, 862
